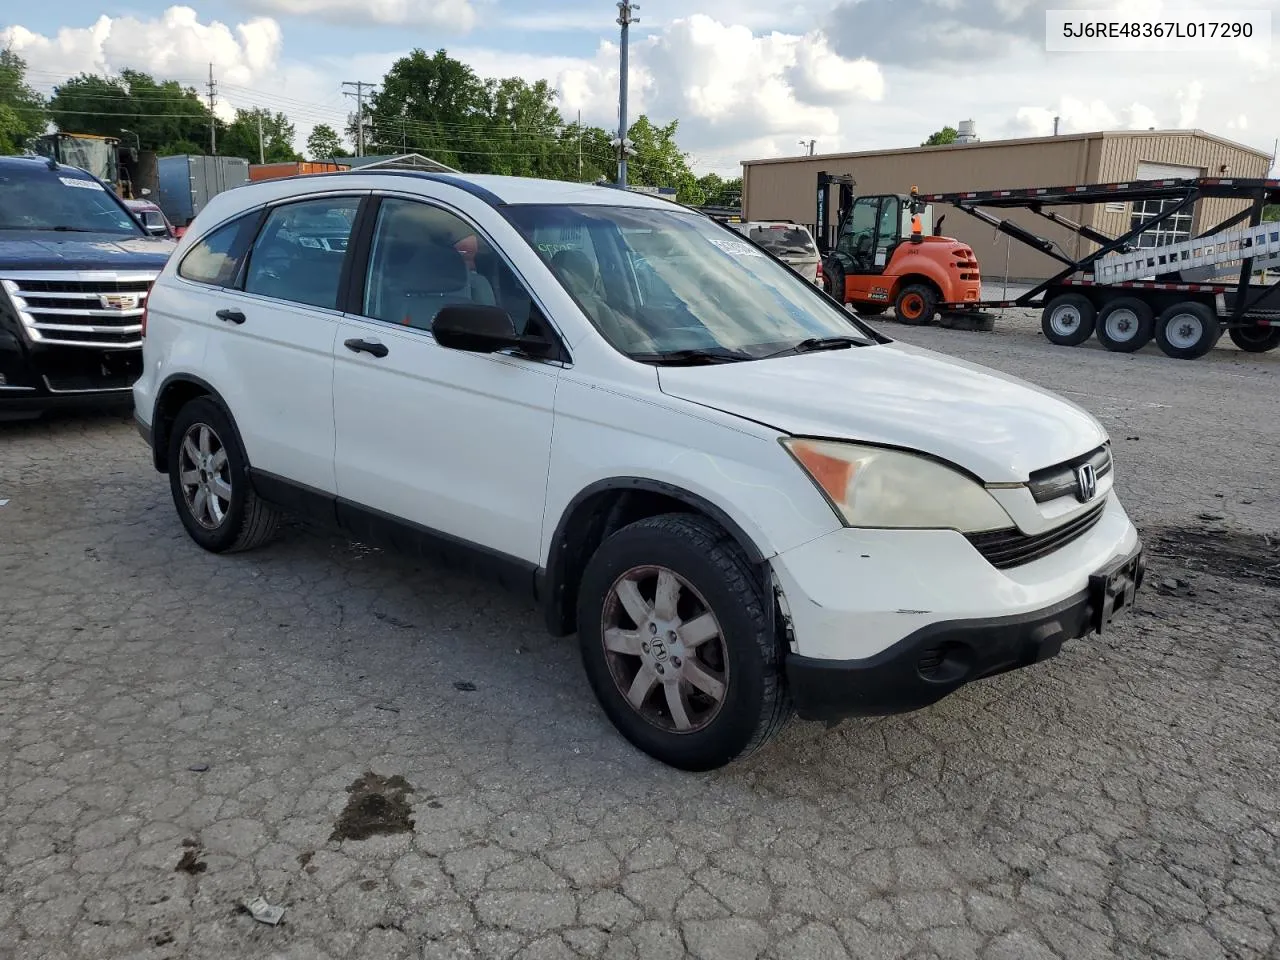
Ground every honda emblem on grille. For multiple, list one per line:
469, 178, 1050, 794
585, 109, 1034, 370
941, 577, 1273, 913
1075, 462, 1098, 503
100, 294, 138, 310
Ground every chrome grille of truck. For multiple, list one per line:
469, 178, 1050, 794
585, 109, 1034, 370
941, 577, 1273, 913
1, 271, 157, 349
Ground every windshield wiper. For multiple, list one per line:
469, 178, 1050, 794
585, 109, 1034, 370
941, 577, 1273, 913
631, 347, 752, 366
25, 226, 102, 233
762, 336, 865, 359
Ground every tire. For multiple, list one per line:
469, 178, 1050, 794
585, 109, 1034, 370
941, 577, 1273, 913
1228, 324, 1280, 353
823, 258, 846, 304
895, 284, 938, 325
167, 397, 280, 553
576, 513, 792, 771
1095, 297, 1154, 353
1154, 301, 1221, 360
1040, 293, 1096, 346
853, 305, 888, 317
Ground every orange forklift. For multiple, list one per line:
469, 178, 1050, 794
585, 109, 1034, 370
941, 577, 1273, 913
815, 172, 991, 329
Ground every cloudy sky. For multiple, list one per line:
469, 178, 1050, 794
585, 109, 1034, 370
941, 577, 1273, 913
3, 0, 1276, 175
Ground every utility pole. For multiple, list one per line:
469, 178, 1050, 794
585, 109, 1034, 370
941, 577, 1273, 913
613, 2, 638, 187
257, 112, 265, 164
206, 64, 217, 155
577, 109, 583, 178
342, 81, 377, 157
798, 139, 816, 156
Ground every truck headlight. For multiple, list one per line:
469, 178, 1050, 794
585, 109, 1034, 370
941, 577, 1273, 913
782, 438, 1013, 533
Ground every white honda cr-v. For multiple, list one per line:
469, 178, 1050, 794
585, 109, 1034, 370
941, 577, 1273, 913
133, 171, 1144, 771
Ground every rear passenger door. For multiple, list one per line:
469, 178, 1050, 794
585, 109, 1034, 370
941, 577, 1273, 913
197, 192, 364, 495
331, 194, 563, 566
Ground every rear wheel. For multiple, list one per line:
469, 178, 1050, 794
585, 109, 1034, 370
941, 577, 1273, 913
1095, 297, 1154, 353
1041, 293, 1096, 346
576, 513, 792, 771
1155, 301, 1220, 360
1228, 324, 1280, 353
895, 284, 938, 325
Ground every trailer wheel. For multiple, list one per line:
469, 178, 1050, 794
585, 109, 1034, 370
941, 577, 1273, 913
1228, 325, 1280, 353
1155, 302, 1220, 359
1041, 294, 1096, 346
1095, 297, 1154, 353
895, 284, 938, 325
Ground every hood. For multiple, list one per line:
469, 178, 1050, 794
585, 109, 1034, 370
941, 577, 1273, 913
0, 232, 175, 273
657, 341, 1107, 481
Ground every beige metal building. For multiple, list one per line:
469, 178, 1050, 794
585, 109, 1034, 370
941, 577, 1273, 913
742, 129, 1273, 282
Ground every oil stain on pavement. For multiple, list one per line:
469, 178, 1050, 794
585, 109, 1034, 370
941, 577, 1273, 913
330, 772, 416, 841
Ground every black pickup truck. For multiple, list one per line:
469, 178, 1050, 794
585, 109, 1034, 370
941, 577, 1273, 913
0, 155, 175, 418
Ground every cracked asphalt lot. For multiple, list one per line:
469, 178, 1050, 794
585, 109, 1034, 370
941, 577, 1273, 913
2, 312, 1278, 960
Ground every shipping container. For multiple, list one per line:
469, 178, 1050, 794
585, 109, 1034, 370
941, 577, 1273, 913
249, 160, 351, 182
157, 155, 251, 227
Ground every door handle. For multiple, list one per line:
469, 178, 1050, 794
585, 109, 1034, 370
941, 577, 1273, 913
216, 309, 246, 324
344, 338, 389, 358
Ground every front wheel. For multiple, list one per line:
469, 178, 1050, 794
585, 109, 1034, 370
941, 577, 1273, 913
822, 258, 846, 305
576, 514, 792, 771
1228, 324, 1280, 353
167, 397, 281, 553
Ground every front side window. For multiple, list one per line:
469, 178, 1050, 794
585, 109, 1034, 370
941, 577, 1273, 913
243, 196, 360, 309
0, 164, 142, 236
362, 198, 544, 335
178, 214, 259, 287
505, 204, 874, 360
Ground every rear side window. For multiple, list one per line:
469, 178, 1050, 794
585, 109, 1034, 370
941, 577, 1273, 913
243, 197, 361, 310
178, 214, 259, 287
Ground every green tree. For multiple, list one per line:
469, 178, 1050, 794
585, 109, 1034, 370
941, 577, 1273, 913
626, 115, 697, 199
359, 48, 489, 167
0, 50, 48, 153
306, 123, 347, 160
218, 107, 301, 163
921, 126, 959, 147
48, 70, 212, 154
1264, 204, 1279, 222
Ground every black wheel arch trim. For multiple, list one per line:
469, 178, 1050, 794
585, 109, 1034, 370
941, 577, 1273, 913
537, 476, 771, 637
148, 373, 250, 475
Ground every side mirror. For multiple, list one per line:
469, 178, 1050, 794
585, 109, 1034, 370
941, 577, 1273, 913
433, 304, 520, 353
146, 224, 167, 236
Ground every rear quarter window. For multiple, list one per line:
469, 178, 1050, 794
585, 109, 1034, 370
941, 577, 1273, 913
177, 213, 261, 287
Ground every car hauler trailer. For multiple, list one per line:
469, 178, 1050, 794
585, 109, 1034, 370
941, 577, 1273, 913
920, 177, 1280, 359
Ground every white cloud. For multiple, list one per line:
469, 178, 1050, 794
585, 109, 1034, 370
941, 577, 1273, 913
240, 0, 476, 30
1176, 81, 1203, 129
1011, 98, 1160, 138
2, 7, 281, 92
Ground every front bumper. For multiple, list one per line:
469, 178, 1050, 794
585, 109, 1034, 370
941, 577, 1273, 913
785, 538, 1144, 722
0, 334, 141, 411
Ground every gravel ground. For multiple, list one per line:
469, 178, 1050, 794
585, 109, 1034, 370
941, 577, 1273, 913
1, 311, 1278, 960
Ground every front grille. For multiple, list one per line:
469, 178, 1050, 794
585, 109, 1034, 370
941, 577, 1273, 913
966, 502, 1107, 569
1027, 444, 1113, 504
1, 272, 157, 349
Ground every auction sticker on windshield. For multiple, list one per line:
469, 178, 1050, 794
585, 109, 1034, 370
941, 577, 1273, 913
59, 177, 105, 191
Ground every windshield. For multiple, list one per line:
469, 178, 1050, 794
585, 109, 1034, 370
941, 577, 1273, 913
0, 165, 143, 236
747, 224, 817, 257
504, 204, 872, 360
